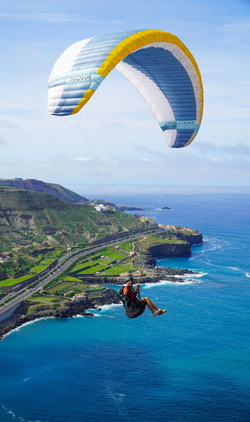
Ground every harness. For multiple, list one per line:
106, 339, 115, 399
119, 285, 141, 309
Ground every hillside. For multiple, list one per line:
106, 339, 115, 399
0, 187, 151, 250
0, 187, 152, 279
0, 179, 88, 204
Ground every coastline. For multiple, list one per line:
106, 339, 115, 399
0, 267, 200, 341
0, 226, 203, 341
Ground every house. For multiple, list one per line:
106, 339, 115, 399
94, 204, 116, 212
72, 293, 87, 301
94, 204, 106, 212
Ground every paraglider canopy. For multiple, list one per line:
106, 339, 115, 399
48, 29, 203, 149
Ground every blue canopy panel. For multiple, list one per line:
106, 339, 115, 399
121, 47, 198, 148
47, 29, 203, 147
48, 30, 139, 116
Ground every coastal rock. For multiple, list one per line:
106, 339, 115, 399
167, 228, 203, 245
174, 232, 202, 245
144, 256, 156, 268
0, 288, 121, 341
147, 243, 191, 258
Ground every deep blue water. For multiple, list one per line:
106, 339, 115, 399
1, 193, 250, 422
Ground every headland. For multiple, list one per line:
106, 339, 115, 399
0, 184, 202, 340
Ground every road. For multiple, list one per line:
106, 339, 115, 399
0, 228, 164, 319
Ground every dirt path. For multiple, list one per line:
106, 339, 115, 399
131, 236, 147, 266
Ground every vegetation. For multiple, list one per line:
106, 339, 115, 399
120, 241, 133, 252
0, 187, 150, 281
46, 281, 88, 295
0, 179, 88, 204
0, 186, 201, 300
0, 274, 34, 287
101, 264, 135, 276
14, 280, 107, 315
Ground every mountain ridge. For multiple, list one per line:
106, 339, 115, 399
0, 179, 88, 204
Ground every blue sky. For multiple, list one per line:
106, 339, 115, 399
0, 0, 250, 196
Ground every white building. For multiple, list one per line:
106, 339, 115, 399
94, 204, 116, 212
72, 293, 87, 301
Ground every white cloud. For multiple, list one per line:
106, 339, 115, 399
217, 23, 250, 33
0, 13, 122, 24
211, 158, 222, 162
194, 142, 250, 158
0, 152, 248, 191
72, 157, 91, 161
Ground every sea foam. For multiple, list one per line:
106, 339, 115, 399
143, 279, 196, 289
172, 272, 207, 278
1, 404, 49, 422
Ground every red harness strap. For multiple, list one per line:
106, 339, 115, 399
123, 285, 136, 301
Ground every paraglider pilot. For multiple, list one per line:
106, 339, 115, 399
121, 276, 167, 319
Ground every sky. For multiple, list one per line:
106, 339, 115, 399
0, 0, 250, 197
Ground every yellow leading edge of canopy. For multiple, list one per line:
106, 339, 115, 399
70, 29, 204, 125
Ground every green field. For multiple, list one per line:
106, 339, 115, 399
99, 247, 127, 260
41, 259, 56, 266
0, 186, 149, 280
101, 264, 134, 276
63, 276, 82, 282
96, 258, 113, 265
0, 274, 34, 287
46, 281, 88, 295
70, 261, 93, 272
29, 266, 45, 274
78, 264, 108, 275
120, 242, 133, 252
59, 243, 135, 279
30, 295, 61, 304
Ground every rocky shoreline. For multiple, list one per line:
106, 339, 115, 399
0, 288, 120, 341
0, 267, 199, 341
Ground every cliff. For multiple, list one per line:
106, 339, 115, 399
147, 242, 191, 258
165, 226, 203, 245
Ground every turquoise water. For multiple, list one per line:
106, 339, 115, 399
1, 194, 250, 422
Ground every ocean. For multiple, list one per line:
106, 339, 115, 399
0, 193, 250, 422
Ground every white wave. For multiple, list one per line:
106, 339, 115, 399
204, 261, 225, 269
228, 267, 240, 271
2, 404, 49, 422
73, 314, 95, 318
189, 255, 201, 261
172, 272, 207, 278
96, 303, 123, 311
245, 272, 250, 278
23, 377, 30, 382
85, 303, 122, 316
201, 237, 231, 254
143, 279, 197, 289
7, 410, 16, 418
